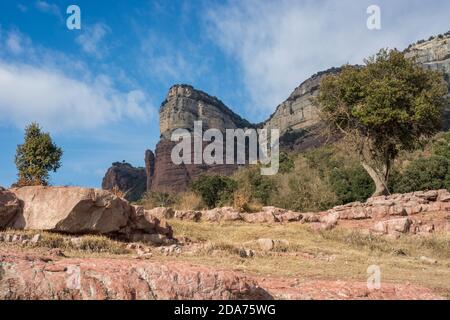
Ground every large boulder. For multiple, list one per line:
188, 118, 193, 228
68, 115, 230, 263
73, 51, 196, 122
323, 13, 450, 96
0, 187, 21, 228
9, 186, 132, 234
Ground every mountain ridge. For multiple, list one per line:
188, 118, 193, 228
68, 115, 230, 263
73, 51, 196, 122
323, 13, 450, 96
103, 31, 450, 197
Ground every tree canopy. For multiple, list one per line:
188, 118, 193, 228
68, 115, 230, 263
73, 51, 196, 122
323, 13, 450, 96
317, 49, 448, 196
15, 123, 63, 186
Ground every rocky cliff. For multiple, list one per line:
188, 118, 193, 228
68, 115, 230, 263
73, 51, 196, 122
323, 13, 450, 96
103, 32, 450, 195
102, 162, 147, 202
262, 67, 341, 135
159, 84, 253, 139
405, 32, 450, 81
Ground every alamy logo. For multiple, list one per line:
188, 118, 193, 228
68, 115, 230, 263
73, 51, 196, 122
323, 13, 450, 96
66, 5, 81, 30
66, 265, 81, 290
367, 265, 381, 290
170, 121, 280, 175
367, 5, 381, 30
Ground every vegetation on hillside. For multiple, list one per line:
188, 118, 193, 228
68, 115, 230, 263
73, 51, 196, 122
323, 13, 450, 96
139, 129, 450, 212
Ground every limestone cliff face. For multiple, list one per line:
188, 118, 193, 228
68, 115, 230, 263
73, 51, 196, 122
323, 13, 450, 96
262, 67, 341, 135
159, 85, 253, 139
405, 33, 450, 79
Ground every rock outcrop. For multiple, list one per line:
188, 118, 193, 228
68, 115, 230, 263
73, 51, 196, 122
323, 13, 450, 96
0, 249, 271, 300
405, 33, 450, 80
262, 68, 341, 135
159, 84, 253, 139
150, 139, 238, 193
1, 186, 173, 245
102, 162, 147, 202
9, 186, 131, 234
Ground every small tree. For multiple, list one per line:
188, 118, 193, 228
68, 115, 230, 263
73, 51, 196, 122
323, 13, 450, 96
15, 123, 63, 186
317, 49, 448, 196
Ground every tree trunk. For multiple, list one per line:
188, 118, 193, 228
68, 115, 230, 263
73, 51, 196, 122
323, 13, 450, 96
361, 162, 388, 197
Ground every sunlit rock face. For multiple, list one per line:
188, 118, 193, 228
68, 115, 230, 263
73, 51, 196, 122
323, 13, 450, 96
159, 84, 253, 139
405, 33, 450, 78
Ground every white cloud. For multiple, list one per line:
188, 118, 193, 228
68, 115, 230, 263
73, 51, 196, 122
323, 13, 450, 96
0, 27, 155, 133
0, 62, 154, 132
76, 23, 110, 58
138, 32, 210, 84
35, 1, 62, 20
205, 0, 450, 120
6, 31, 24, 54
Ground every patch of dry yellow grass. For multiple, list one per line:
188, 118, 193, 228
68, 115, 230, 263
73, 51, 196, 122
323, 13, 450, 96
167, 220, 450, 297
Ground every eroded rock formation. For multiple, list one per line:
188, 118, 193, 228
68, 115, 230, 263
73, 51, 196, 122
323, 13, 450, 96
102, 162, 146, 202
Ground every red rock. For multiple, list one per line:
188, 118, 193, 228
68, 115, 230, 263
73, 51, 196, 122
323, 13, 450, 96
174, 210, 202, 222
277, 211, 303, 222
437, 189, 450, 202
101, 162, 147, 202
243, 211, 279, 223
0, 249, 271, 300
150, 139, 239, 194
371, 218, 412, 235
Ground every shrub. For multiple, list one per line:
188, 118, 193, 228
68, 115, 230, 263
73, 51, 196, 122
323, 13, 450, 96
191, 175, 237, 208
329, 166, 374, 204
233, 166, 276, 206
278, 151, 294, 173
432, 131, 450, 159
393, 156, 450, 193
174, 192, 204, 210
270, 157, 338, 212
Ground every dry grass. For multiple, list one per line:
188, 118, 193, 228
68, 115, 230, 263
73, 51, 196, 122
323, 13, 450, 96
166, 220, 450, 296
174, 192, 204, 211
0, 229, 130, 255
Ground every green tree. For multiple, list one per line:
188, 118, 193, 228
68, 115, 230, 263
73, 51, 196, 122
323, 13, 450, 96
191, 175, 237, 208
317, 49, 448, 196
15, 123, 63, 186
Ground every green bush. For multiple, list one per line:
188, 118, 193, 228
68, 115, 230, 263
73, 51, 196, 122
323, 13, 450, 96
432, 131, 450, 159
234, 166, 276, 206
191, 175, 237, 208
278, 152, 295, 173
393, 156, 450, 193
329, 166, 374, 204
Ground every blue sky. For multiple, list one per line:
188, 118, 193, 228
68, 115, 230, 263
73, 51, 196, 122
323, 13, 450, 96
0, 0, 449, 188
